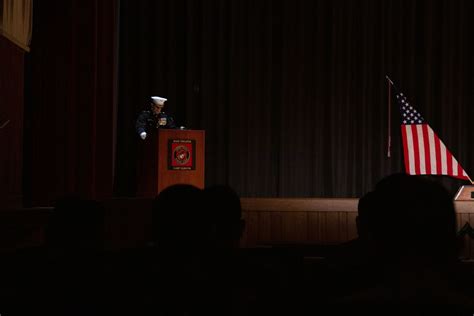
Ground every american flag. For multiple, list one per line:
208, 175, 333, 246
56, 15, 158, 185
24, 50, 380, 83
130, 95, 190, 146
397, 92, 470, 181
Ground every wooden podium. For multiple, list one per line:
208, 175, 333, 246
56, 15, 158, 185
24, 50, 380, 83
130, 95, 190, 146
455, 185, 474, 201
136, 129, 205, 197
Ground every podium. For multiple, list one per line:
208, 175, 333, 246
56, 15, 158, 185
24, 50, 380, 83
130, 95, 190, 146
455, 185, 474, 201
136, 129, 205, 196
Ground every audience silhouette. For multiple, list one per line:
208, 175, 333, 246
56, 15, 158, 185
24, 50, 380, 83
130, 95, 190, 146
8, 196, 107, 315
326, 173, 474, 314
152, 184, 210, 251
203, 184, 252, 315
146, 184, 215, 315
2, 177, 473, 316
204, 184, 245, 250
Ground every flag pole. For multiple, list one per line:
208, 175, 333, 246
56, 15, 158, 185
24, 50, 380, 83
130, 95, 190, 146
385, 76, 394, 158
467, 174, 474, 185
385, 75, 394, 86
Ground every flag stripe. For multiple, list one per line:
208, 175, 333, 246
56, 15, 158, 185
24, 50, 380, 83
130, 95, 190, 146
427, 126, 437, 174
421, 125, 431, 174
434, 132, 442, 175
452, 154, 458, 176
416, 125, 426, 174
440, 140, 447, 174
446, 147, 453, 176
411, 125, 421, 175
401, 126, 412, 174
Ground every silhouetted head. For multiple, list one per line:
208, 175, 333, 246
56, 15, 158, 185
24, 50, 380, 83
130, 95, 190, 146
46, 196, 105, 252
356, 191, 376, 240
204, 185, 245, 249
368, 173, 457, 261
152, 184, 210, 251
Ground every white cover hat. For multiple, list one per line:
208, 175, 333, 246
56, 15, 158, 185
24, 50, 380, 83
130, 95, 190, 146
151, 96, 167, 106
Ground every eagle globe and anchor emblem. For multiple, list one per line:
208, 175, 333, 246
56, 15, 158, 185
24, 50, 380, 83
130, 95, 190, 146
173, 145, 191, 165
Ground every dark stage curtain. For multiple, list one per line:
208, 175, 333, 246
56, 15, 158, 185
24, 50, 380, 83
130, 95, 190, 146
23, 0, 118, 206
0, 36, 24, 208
117, 0, 473, 197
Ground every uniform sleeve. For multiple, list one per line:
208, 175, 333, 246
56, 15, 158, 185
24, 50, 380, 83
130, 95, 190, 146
135, 111, 150, 135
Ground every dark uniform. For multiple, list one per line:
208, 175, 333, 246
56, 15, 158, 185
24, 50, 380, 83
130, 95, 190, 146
135, 110, 176, 136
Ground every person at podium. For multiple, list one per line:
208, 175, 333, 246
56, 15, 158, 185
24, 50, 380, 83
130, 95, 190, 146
136, 96, 176, 140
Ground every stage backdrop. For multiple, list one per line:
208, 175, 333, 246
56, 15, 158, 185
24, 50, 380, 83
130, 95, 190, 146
115, 0, 474, 198
23, 0, 118, 206
0, 36, 24, 208
20, 1, 474, 205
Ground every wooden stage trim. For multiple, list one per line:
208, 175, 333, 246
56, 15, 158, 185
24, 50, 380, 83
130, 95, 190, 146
241, 198, 474, 213
241, 198, 359, 213
454, 201, 474, 213
241, 199, 358, 249
240, 198, 474, 260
